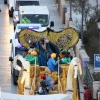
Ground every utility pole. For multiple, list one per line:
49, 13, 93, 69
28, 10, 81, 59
81, 0, 84, 49
69, 0, 72, 21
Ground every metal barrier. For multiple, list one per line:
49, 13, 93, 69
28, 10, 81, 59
85, 63, 94, 98
77, 77, 80, 100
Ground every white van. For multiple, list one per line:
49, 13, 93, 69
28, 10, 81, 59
9, 23, 49, 85
8, 0, 40, 17
13, 6, 53, 30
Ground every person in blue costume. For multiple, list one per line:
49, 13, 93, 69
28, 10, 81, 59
32, 36, 59, 66
47, 53, 62, 73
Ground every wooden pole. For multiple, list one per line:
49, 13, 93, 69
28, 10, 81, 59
30, 56, 36, 95
58, 57, 63, 93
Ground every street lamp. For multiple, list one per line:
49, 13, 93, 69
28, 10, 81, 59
81, 0, 84, 49
69, 0, 72, 21
96, 16, 100, 53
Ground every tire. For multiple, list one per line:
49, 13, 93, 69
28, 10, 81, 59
14, 26, 16, 30
11, 68, 12, 75
9, 10, 13, 17
9, 13, 13, 17
4, 0, 7, 4
13, 69, 18, 85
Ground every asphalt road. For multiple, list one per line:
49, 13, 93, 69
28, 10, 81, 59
0, 0, 17, 94
0, 0, 63, 94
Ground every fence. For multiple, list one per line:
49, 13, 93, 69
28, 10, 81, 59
85, 63, 94, 98
77, 77, 80, 100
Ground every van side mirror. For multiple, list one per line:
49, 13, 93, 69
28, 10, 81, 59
9, 57, 13, 61
17, 21, 20, 23
50, 21, 54, 28
10, 39, 12, 43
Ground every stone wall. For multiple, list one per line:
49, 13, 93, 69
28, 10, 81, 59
93, 81, 100, 99
57, 0, 67, 24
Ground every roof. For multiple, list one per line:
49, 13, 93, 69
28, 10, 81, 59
16, 0, 40, 1
1, 92, 70, 100
19, 6, 49, 15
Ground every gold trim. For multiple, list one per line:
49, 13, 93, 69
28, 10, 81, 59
18, 28, 79, 50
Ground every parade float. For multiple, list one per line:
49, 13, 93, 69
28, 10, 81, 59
13, 27, 82, 100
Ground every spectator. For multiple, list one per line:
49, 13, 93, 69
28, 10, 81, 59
84, 85, 92, 100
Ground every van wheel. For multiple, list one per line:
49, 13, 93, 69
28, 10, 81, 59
4, 0, 7, 4
9, 10, 13, 17
13, 69, 18, 85
14, 26, 16, 30
9, 13, 13, 17
11, 69, 12, 75
13, 78, 17, 85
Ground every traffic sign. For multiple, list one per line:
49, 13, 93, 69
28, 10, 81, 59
94, 54, 100, 71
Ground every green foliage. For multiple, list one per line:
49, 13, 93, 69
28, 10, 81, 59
86, 17, 96, 29
84, 17, 99, 63
92, 72, 100, 81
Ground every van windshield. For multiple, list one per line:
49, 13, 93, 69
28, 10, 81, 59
21, 14, 49, 27
15, 47, 23, 56
15, 1, 40, 11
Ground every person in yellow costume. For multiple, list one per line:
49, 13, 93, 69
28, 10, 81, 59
25, 48, 39, 64
22, 16, 31, 24
47, 53, 62, 73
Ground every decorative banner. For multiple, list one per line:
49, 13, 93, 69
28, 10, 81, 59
94, 54, 100, 72
18, 28, 79, 50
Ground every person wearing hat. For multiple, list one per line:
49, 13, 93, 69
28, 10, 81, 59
83, 85, 92, 100
35, 74, 49, 95
25, 47, 39, 65
47, 53, 62, 73
59, 49, 71, 64
32, 36, 59, 66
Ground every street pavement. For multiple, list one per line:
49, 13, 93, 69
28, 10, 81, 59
0, 1, 16, 93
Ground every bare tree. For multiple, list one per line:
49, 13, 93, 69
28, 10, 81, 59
71, 0, 99, 29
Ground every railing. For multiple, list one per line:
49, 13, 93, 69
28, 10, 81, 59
77, 77, 80, 100
85, 62, 94, 98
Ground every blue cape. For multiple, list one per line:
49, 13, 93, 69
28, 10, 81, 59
32, 41, 59, 66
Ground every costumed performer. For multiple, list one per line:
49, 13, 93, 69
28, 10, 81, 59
32, 36, 59, 66
66, 51, 73, 60
25, 48, 39, 65
59, 49, 71, 64
36, 74, 49, 95
47, 53, 62, 73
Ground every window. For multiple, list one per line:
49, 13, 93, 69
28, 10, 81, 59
15, 1, 40, 11
21, 14, 49, 27
15, 32, 19, 39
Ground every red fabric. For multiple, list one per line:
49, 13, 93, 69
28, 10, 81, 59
84, 88, 92, 100
41, 74, 46, 80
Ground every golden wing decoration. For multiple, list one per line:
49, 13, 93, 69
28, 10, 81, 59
48, 28, 79, 50
18, 29, 48, 48
18, 28, 79, 50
